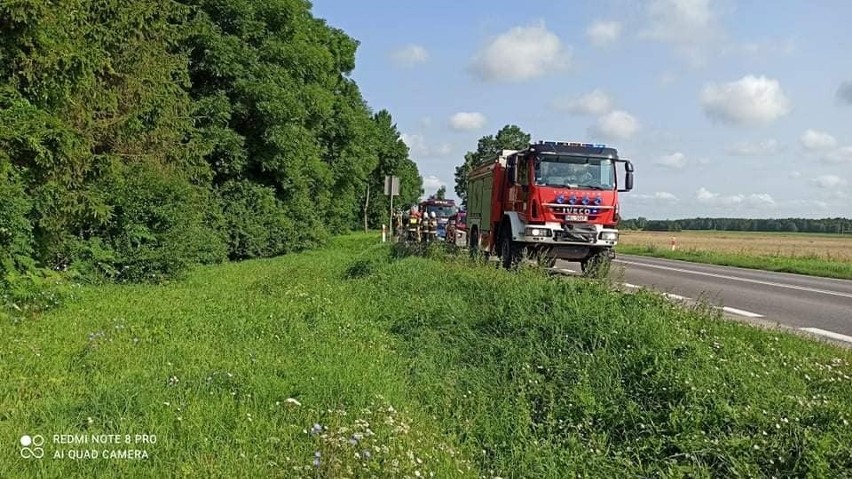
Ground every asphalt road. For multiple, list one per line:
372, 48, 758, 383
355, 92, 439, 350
554, 254, 852, 344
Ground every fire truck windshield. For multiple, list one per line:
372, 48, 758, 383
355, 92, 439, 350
534, 156, 615, 189
426, 205, 458, 218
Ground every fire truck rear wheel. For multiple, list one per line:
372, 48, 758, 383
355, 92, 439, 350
469, 227, 480, 258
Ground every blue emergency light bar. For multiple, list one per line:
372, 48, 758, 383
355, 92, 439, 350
536, 140, 608, 148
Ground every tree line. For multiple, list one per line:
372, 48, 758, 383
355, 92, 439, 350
621, 217, 852, 234
0, 0, 422, 310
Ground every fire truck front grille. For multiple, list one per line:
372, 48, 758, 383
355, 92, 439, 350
555, 225, 597, 243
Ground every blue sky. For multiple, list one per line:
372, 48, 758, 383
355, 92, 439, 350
312, 0, 852, 219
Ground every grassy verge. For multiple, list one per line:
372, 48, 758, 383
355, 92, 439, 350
616, 244, 852, 279
3, 234, 852, 477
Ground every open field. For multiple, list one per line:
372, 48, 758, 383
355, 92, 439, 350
3, 234, 852, 477
617, 230, 852, 279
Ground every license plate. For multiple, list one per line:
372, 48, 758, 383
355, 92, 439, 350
565, 215, 588, 222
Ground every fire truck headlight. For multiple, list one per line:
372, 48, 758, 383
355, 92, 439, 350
599, 231, 619, 241
524, 227, 551, 237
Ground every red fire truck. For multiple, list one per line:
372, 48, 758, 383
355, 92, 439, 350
465, 141, 633, 273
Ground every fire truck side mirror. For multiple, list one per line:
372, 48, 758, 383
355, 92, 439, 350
622, 172, 634, 191
618, 160, 634, 192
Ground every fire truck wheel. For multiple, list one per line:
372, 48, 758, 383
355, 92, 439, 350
500, 227, 520, 270
468, 228, 480, 258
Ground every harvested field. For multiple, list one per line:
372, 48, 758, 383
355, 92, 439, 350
619, 230, 852, 262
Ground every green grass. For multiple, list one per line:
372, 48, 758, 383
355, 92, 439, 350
617, 244, 852, 280
3, 234, 852, 477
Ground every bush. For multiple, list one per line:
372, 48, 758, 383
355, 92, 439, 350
90, 162, 228, 283
0, 161, 35, 276
0, 269, 68, 321
218, 180, 297, 260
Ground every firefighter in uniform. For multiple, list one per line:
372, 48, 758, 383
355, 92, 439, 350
406, 207, 421, 243
419, 210, 429, 244
427, 211, 438, 243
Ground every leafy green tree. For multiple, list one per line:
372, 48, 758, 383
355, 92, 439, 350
0, 0, 426, 313
362, 110, 422, 229
455, 124, 530, 205
435, 185, 446, 200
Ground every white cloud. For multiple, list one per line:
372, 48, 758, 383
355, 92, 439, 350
587, 20, 621, 47
401, 133, 452, 158
695, 187, 777, 209
634, 191, 679, 201
449, 112, 487, 131
700, 75, 790, 125
811, 175, 848, 189
837, 81, 852, 105
390, 45, 429, 67
470, 22, 571, 82
643, 0, 716, 43
419, 117, 433, 128
789, 171, 802, 179
824, 146, 852, 163
589, 110, 639, 140
641, 0, 720, 66
796, 131, 852, 163
553, 89, 614, 115
655, 152, 687, 169
799, 129, 837, 151
423, 175, 444, 190
726, 139, 779, 156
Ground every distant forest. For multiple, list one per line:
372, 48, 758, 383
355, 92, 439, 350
621, 217, 852, 234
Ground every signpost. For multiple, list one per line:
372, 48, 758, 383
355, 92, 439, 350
384, 175, 400, 242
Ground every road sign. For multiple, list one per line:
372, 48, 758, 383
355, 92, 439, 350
384, 176, 400, 196
384, 176, 400, 242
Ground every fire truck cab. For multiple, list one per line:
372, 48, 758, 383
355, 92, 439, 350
465, 141, 634, 272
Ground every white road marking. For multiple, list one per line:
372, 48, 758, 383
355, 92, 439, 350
800, 328, 852, 344
621, 280, 767, 320
721, 306, 765, 318
616, 260, 852, 299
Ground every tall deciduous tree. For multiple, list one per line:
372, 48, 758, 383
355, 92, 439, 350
0, 0, 426, 308
363, 110, 423, 229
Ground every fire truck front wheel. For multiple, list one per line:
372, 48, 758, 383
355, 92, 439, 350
500, 227, 521, 270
